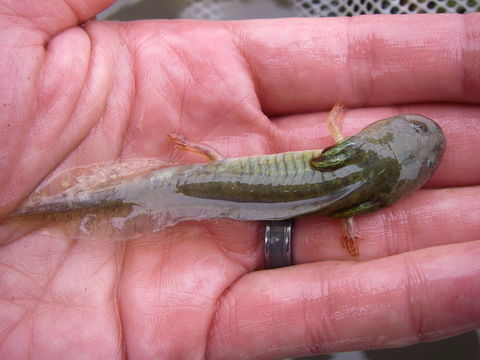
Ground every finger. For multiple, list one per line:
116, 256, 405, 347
0, 24, 109, 215
208, 240, 480, 359
271, 103, 480, 188
0, 0, 115, 36
293, 186, 480, 262
233, 13, 480, 114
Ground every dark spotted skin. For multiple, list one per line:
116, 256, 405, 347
175, 114, 445, 219
11, 114, 445, 225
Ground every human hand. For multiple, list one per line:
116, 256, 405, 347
0, 1, 479, 358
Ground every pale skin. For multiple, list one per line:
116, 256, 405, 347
0, 1, 479, 358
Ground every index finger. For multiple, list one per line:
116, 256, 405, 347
208, 241, 480, 359
233, 13, 480, 115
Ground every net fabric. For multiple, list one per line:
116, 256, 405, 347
293, 0, 480, 17
179, 0, 479, 19
180, 0, 229, 19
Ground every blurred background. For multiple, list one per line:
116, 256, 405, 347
98, 1, 479, 359
99, 0, 479, 20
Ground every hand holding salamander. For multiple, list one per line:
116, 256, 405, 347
0, 3, 478, 358
7, 104, 445, 259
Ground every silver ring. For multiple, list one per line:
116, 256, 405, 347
264, 219, 293, 268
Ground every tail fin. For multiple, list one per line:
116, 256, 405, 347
12, 158, 169, 216
2, 158, 175, 245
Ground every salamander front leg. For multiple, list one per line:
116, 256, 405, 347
167, 133, 224, 161
332, 200, 380, 257
324, 103, 361, 257
341, 218, 360, 257
326, 102, 346, 142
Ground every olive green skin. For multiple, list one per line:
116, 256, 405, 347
12, 114, 446, 225
309, 114, 446, 217
174, 114, 445, 219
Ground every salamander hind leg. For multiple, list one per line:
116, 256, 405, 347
167, 133, 224, 161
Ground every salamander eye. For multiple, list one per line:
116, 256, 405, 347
427, 159, 437, 168
409, 120, 428, 133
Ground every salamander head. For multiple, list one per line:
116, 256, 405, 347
310, 114, 446, 216
360, 114, 446, 188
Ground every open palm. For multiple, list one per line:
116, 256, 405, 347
0, 1, 479, 358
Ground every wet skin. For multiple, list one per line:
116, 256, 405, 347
173, 114, 445, 219
10, 114, 445, 242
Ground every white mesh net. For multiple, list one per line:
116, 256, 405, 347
180, 0, 230, 19
99, 0, 479, 21
178, 0, 479, 19
292, 0, 480, 17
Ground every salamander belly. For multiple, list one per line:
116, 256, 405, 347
148, 180, 367, 222
134, 150, 367, 222
8, 150, 367, 242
